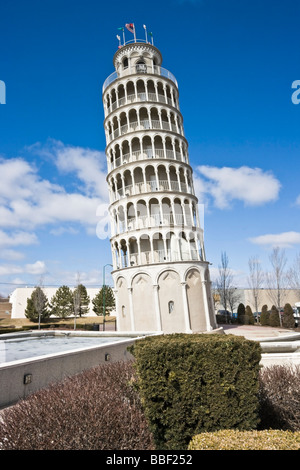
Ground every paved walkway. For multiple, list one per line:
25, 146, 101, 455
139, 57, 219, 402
220, 323, 299, 341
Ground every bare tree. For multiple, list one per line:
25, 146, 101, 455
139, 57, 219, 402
265, 247, 288, 326
227, 287, 242, 314
287, 252, 300, 297
215, 252, 235, 321
247, 256, 264, 321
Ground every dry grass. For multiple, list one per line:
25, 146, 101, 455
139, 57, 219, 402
0, 315, 116, 329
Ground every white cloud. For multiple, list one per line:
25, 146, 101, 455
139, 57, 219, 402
25, 260, 47, 275
249, 231, 300, 248
194, 165, 281, 209
0, 230, 38, 247
0, 141, 109, 234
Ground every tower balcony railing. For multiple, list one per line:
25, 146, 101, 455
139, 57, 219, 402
103, 65, 178, 93
108, 149, 184, 171
106, 92, 176, 115
118, 213, 194, 233
111, 179, 191, 202
107, 119, 183, 143
125, 248, 200, 268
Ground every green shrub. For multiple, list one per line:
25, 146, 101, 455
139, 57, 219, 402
260, 304, 269, 326
188, 429, 300, 450
269, 305, 280, 327
282, 303, 295, 329
129, 333, 261, 450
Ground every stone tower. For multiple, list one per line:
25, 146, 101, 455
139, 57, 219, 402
102, 30, 217, 333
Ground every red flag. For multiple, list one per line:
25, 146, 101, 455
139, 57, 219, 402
125, 23, 134, 33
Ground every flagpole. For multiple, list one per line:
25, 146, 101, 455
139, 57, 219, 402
133, 23, 136, 43
143, 24, 148, 43
122, 28, 125, 45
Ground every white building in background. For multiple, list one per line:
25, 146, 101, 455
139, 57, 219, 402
102, 31, 217, 333
9, 287, 103, 319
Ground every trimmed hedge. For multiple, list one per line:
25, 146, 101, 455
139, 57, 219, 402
129, 333, 262, 450
188, 429, 300, 450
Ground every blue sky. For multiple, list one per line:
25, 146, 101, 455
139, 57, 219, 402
0, 0, 300, 296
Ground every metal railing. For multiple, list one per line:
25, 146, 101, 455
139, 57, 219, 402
103, 65, 178, 93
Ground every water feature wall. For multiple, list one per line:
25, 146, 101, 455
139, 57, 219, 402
0, 331, 150, 409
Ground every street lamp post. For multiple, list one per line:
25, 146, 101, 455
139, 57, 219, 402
103, 263, 113, 331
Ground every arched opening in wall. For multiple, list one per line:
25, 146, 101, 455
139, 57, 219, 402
123, 57, 128, 69
112, 143, 121, 168
123, 169, 133, 196
115, 174, 123, 198
136, 199, 147, 228
133, 167, 144, 195
150, 107, 159, 129
189, 232, 198, 260
128, 108, 138, 131
174, 140, 181, 161
154, 135, 163, 159
118, 206, 126, 233
122, 140, 130, 163
149, 197, 160, 226
178, 168, 186, 192
165, 136, 173, 156
169, 166, 179, 191
131, 136, 140, 159
153, 232, 165, 262
174, 197, 184, 226
136, 60, 147, 73
165, 231, 177, 261
119, 111, 127, 133
162, 197, 173, 226
126, 81, 135, 102
128, 236, 138, 266
127, 202, 135, 231
140, 234, 151, 264
161, 109, 169, 130
136, 79, 146, 100
120, 239, 128, 268
179, 231, 190, 261
139, 106, 149, 128
142, 135, 153, 159
192, 201, 198, 227
132, 273, 156, 331
183, 199, 192, 226
114, 242, 121, 269
186, 268, 206, 332
147, 79, 156, 100
157, 164, 168, 191
158, 270, 185, 333
110, 89, 117, 109
145, 165, 157, 191
117, 83, 125, 104
112, 115, 118, 136
157, 81, 165, 102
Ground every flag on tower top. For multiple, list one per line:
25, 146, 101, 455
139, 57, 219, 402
125, 23, 134, 33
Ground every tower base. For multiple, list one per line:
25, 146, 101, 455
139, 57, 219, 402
112, 261, 217, 334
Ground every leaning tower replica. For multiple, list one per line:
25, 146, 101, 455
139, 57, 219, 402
102, 28, 217, 333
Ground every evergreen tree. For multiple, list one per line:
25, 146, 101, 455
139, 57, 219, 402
237, 303, 246, 324
260, 304, 269, 326
25, 287, 50, 322
282, 303, 295, 329
73, 284, 90, 317
245, 305, 255, 325
92, 286, 115, 316
50, 285, 74, 319
269, 305, 280, 327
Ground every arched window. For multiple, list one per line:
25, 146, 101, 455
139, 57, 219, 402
136, 60, 147, 73
123, 57, 128, 69
168, 300, 174, 314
